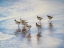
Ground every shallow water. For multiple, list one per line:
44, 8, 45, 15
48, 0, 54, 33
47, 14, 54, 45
0, 0, 64, 48
0, 16, 64, 48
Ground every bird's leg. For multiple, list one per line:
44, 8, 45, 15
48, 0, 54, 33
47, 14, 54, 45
40, 20, 42, 29
39, 20, 41, 25
38, 27, 39, 33
38, 21, 40, 24
29, 28, 31, 33
40, 20, 41, 24
24, 24, 25, 29
49, 19, 52, 23
40, 29, 41, 33
38, 27, 40, 33
18, 24, 19, 28
48, 19, 51, 22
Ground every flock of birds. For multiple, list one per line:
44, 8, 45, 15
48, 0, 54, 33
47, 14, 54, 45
14, 15, 53, 42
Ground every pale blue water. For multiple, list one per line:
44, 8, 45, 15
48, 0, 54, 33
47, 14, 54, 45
0, 16, 64, 48
0, 0, 64, 48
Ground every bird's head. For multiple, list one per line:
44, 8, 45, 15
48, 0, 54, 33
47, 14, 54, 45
47, 15, 49, 17
37, 16, 38, 17
14, 19, 16, 21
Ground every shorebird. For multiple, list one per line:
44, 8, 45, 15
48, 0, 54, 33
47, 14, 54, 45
20, 18, 26, 23
37, 16, 42, 20
26, 24, 31, 33
20, 18, 28, 25
36, 23, 42, 32
14, 19, 20, 27
26, 24, 31, 29
36, 23, 41, 28
22, 22, 28, 25
47, 15, 53, 22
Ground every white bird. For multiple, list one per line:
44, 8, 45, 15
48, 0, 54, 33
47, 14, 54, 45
14, 19, 20, 27
37, 16, 42, 20
47, 15, 53, 22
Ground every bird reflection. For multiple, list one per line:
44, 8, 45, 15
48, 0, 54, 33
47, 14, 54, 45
37, 32, 41, 43
25, 24, 32, 44
27, 33, 31, 39
27, 33, 31, 44
22, 27, 27, 37
47, 15, 53, 22
49, 21, 53, 32
14, 27, 21, 36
